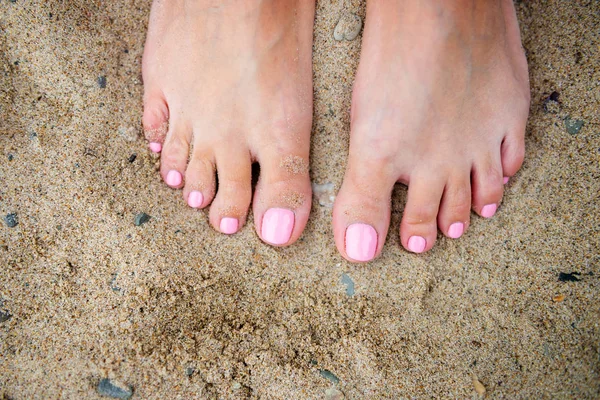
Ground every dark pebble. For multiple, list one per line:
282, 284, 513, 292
4, 213, 18, 228
319, 369, 340, 385
559, 272, 581, 282
97, 379, 133, 400
185, 367, 195, 377
134, 213, 151, 226
0, 310, 12, 323
8, 154, 13, 161
128, 153, 137, 163
97, 76, 107, 89
564, 117, 584, 135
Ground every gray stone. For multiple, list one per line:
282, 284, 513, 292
134, 213, 151, 226
312, 182, 335, 207
97, 378, 133, 399
319, 369, 340, 385
325, 387, 345, 400
565, 117, 584, 135
4, 213, 18, 228
97, 76, 107, 89
0, 310, 12, 323
334, 13, 362, 41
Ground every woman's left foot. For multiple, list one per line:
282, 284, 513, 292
334, 0, 530, 262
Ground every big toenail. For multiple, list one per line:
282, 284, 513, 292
503, 176, 510, 184
261, 208, 294, 245
407, 236, 426, 253
165, 170, 182, 187
187, 191, 203, 208
481, 204, 497, 218
448, 222, 464, 239
345, 223, 377, 262
220, 217, 239, 235
149, 142, 162, 153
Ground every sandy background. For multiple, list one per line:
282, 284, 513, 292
1, 0, 599, 398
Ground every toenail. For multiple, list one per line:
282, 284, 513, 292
407, 236, 426, 253
165, 170, 182, 187
345, 223, 377, 262
448, 222, 464, 239
503, 176, 510, 184
220, 217, 239, 235
261, 208, 295, 245
481, 204, 497, 218
187, 191, 204, 208
149, 142, 162, 153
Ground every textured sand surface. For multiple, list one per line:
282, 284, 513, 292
1, 1, 599, 398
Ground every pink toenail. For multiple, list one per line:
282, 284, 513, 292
448, 222, 464, 239
345, 223, 377, 262
503, 176, 510, 184
481, 204, 497, 218
261, 208, 295, 245
187, 191, 203, 208
165, 170, 182, 187
407, 236, 426, 253
220, 217, 239, 235
149, 142, 162, 153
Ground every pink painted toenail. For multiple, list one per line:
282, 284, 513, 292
345, 223, 377, 262
187, 191, 203, 208
481, 204, 497, 218
220, 218, 239, 235
407, 236, 426, 253
503, 176, 510, 184
165, 170, 182, 187
261, 208, 294, 245
448, 222, 464, 239
149, 142, 162, 153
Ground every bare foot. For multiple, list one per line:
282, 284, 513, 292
142, 0, 315, 245
334, 0, 530, 261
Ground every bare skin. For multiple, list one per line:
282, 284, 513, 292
142, 0, 315, 245
333, 0, 530, 261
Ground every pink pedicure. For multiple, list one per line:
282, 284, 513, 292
448, 222, 464, 239
481, 204, 497, 218
407, 236, 426, 253
261, 208, 294, 245
149, 142, 162, 153
345, 223, 377, 262
220, 218, 239, 235
187, 191, 203, 208
503, 176, 510, 184
165, 170, 182, 187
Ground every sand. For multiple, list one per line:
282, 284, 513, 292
1, 0, 599, 398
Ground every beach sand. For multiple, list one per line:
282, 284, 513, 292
1, 0, 599, 398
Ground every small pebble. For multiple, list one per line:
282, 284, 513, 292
231, 382, 242, 391
312, 182, 335, 207
319, 369, 340, 385
473, 377, 486, 395
7, 154, 13, 161
552, 294, 565, 302
97, 379, 133, 399
185, 367, 195, 377
118, 126, 139, 142
333, 13, 362, 41
97, 76, 107, 89
128, 153, 137, 163
0, 310, 12, 323
564, 117, 584, 135
134, 213, 151, 226
558, 271, 580, 282
325, 387, 345, 400
4, 213, 18, 228
340, 273, 355, 297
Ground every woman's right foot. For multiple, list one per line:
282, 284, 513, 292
142, 0, 315, 245
334, 0, 530, 262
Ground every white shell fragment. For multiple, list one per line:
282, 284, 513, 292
333, 13, 362, 41
312, 181, 336, 207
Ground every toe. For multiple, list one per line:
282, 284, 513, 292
253, 151, 312, 247
333, 157, 396, 263
142, 92, 169, 153
160, 122, 191, 189
183, 146, 216, 209
209, 146, 252, 235
471, 151, 504, 218
437, 173, 471, 239
400, 171, 445, 253
501, 133, 525, 184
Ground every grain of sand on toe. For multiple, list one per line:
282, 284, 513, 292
1, 1, 599, 398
